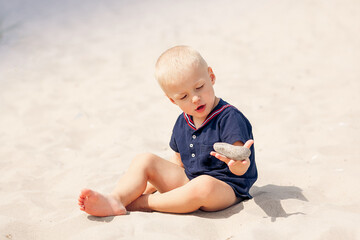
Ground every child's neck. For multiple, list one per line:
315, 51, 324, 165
193, 118, 204, 129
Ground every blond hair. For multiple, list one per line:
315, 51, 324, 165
155, 46, 208, 89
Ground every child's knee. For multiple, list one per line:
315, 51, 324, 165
131, 153, 157, 169
189, 175, 218, 200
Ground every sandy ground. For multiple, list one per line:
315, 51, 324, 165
0, 0, 359, 239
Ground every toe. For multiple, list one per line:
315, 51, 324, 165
81, 188, 93, 197
81, 188, 92, 196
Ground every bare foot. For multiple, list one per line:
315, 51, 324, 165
78, 189, 127, 217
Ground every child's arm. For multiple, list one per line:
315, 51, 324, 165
143, 152, 184, 194
210, 140, 254, 176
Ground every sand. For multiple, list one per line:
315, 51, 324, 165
0, 0, 359, 239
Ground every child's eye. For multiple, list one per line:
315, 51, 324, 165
180, 95, 187, 100
196, 85, 204, 90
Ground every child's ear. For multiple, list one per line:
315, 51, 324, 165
208, 67, 216, 85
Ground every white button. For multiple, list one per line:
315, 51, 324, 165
191, 153, 195, 157
190, 144, 193, 148
192, 135, 196, 139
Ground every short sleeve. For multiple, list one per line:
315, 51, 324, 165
219, 109, 252, 145
169, 115, 182, 153
169, 130, 179, 152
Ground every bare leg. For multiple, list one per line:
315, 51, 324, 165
127, 175, 238, 213
78, 153, 189, 217
143, 182, 157, 194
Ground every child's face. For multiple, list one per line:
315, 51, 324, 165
163, 66, 218, 123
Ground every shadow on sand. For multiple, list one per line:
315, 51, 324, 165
191, 201, 245, 219
87, 215, 115, 222
251, 184, 308, 222
0, 16, 22, 43
192, 184, 307, 220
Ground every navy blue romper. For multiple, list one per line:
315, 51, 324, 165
170, 99, 258, 199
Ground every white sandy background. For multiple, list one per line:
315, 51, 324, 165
0, 0, 359, 239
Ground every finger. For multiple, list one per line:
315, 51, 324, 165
228, 160, 236, 167
229, 158, 248, 167
210, 151, 230, 164
210, 151, 227, 161
242, 158, 250, 165
244, 139, 254, 149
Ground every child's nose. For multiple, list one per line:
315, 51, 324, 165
192, 95, 200, 104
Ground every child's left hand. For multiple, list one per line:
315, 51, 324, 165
210, 140, 254, 176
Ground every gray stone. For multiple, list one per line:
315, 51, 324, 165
213, 142, 251, 160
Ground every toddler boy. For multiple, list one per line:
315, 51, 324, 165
78, 46, 257, 216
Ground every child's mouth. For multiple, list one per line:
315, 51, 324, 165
195, 104, 206, 113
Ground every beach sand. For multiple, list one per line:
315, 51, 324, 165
0, 0, 359, 239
